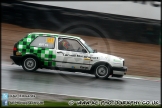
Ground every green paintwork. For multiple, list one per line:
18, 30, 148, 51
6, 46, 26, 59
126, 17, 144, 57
17, 33, 58, 67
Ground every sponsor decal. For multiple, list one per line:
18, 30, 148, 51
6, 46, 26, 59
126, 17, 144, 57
65, 54, 76, 57
63, 53, 99, 60
39, 43, 48, 47
70, 54, 76, 57
100, 56, 107, 60
56, 65, 62, 67
114, 59, 121, 62
84, 56, 88, 58
114, 62, 121, 64
90, 57, 98, 59
80, 66, 88, 70
71, 66, 75, 69
46, 37, 55, 44
84, 58, 91, 60
77, 55, 83, 57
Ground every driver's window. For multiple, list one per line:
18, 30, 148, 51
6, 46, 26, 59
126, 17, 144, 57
58, 38, 84, 52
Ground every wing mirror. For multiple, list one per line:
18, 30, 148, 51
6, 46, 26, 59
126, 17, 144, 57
93, 49, 97, 53
82, 49, 87, 53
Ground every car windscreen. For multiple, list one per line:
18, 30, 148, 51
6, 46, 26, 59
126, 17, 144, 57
80, 39, 94, 53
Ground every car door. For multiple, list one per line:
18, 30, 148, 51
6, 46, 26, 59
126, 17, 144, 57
55, 37, 91, 70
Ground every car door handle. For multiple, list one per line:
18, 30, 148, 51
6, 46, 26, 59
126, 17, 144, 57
57, 52, 63, 53
57, 52, 64, 55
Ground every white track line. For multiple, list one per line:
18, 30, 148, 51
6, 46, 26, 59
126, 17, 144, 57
2, 63, 160, 82
124, 75, 160, 82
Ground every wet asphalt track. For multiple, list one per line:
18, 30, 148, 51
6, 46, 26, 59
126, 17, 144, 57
1, 63, 160, 102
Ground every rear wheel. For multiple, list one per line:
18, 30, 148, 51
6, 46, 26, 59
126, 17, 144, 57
94, 64, 110, 79
22, 57, 38, 72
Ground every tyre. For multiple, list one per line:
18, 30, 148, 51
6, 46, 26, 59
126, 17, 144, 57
94, 64, 110, 79
22, 57, 38, 72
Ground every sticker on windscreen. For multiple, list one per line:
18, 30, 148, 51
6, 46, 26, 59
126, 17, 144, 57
46, 37, 55, 44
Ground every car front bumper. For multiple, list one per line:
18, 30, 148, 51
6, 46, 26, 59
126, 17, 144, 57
10, 55, 22, 65
112, 66, 127, 76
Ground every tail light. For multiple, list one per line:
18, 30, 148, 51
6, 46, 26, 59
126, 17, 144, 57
13, 45, 21, 56
13, 43, 18, 55
13, 47, 17, 51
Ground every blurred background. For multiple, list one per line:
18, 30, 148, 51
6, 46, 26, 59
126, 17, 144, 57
1, 1, 161, 106
2, 1, 160, 77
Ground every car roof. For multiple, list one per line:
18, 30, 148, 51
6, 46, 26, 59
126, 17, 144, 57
29, 32, 81, 40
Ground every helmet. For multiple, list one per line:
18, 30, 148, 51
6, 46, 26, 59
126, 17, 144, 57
60, 40, 70, 50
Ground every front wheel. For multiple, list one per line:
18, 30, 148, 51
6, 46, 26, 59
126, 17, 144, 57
22, 57, 38, 72
94, 64, 110, 79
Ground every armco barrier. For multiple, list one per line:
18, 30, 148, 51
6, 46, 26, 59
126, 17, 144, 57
1, 1, 161, 45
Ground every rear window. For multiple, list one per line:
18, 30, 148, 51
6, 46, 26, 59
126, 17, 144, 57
30, 36, 55, 49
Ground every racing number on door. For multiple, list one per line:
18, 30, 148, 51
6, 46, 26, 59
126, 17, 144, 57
46, 37, 55, 44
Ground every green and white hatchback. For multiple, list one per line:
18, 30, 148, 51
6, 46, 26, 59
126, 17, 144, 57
10, 32, 127, 79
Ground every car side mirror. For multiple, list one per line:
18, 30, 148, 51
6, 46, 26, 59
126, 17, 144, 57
94, 49, 97, 53
82, 49, 87, 53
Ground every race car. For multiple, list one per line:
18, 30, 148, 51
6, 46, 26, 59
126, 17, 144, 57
10, 32, 127, 79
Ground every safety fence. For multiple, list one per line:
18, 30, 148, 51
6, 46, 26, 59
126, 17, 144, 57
1, 1, 161, 45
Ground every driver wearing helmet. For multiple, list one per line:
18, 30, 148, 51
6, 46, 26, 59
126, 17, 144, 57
59, 39, 71, 50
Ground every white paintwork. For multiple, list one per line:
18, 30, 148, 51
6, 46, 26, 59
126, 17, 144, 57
55, 37, 91, 69
56, 50, 90, 69
54, 36, 126, 76
24, 1, 161, 20
88, 52, 124, 67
